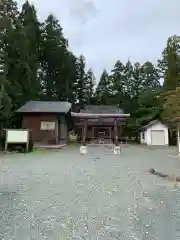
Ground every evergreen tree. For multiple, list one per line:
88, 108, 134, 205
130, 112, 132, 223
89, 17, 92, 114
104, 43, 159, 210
76, 55, 88, 106
85, 68, 95, 103
158, 35, 180, 91
40, 14, 68, 101
127, 61, 162, 137
95, 69, 112, 104
0, 1, 178, 135
0, 0, 18, 30
18, 1, 42, 101
161, 87, 180, 127
130, 62, 144, 98
0, 79, 12, 125
2, 1, 42, 110
110, 60, 131, 108
111, 60, 125, 93
64, 52, 78, 103
0, 0, 18, 125
0, 0, 19, 76
141, 61, 161, 90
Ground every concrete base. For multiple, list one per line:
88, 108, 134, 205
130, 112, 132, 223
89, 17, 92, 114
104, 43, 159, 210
98, 139, 105, 144
80, 145, 87, 155
113, 145, 121, 155
34, 143, 66, 149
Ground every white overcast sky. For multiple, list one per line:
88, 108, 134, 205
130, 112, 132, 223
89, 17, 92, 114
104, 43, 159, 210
17, 0, 180, 80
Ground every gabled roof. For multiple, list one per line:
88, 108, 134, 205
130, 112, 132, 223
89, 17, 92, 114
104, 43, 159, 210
16, 101, 71, 113
141, 119, 166, 131
80, 105, 124, 114
71, 105, 130, 120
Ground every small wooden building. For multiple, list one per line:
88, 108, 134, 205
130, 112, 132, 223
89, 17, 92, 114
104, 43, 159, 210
71, 105, 130, 144
16, 101, 71, 145
140, 120, 169, 146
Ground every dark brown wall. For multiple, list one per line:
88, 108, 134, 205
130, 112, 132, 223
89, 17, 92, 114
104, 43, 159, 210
22, 113, 58, 144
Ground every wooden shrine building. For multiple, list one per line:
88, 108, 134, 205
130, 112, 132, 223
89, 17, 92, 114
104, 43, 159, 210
17, 101, 71, 145
71, 105, 130, 145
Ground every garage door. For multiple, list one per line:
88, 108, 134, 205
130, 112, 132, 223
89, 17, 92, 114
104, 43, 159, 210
151, 130, 165, 145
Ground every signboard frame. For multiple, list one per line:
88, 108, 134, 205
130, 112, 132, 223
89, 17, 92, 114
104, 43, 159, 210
5, 129, 30, 153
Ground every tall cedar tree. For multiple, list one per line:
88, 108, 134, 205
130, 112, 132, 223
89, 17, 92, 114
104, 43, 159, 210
110, 61, 133, 110
64, 52, 79, 103
0, 0, 19, 125
0, 0, 18, 72
76, 55, 88, 106
85, 68, 95, 104
95, 69, 112, 104
40, 14, 69, 101
17, 1, 41, 102
158, 35, 180, 91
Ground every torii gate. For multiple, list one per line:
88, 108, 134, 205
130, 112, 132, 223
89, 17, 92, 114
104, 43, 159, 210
71, 112, 130, 154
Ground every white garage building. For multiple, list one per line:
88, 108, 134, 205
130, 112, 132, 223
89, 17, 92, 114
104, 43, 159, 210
140, 120, 169, 146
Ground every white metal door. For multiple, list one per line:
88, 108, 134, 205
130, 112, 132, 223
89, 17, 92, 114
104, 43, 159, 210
151, 130, 165, 145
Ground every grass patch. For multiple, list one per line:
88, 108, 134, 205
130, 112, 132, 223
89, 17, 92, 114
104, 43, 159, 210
68, 137, 80, 146
32, 148, 49, 154
68, 142, 80, 147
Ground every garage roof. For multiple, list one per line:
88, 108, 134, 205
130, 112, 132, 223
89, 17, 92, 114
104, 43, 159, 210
141, 120, 162, 130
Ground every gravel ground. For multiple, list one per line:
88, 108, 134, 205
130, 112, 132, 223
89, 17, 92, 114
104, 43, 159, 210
0, 145, 180, 240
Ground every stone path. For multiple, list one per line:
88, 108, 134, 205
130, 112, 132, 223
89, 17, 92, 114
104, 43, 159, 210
0, 145, 180, 239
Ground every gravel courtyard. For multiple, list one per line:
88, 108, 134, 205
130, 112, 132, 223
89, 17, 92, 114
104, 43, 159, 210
0, 145, 180, 240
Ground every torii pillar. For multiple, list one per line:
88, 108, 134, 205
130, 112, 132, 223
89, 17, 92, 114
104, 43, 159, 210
80, 119, 88, 154
177, 124, 180, 157
113, 118, 121, 155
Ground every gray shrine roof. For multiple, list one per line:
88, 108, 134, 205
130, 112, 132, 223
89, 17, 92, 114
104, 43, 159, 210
16, 101, 72, 113
75, 105, 127, 122
80, 105, 124, 114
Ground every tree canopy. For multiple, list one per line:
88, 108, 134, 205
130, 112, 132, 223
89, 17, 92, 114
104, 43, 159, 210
0, 0, 180, 140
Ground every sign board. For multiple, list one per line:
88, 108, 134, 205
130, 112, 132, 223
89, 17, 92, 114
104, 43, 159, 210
7, 129, 29, 143
4, 129, 30, 153
40, 121, 56, 130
